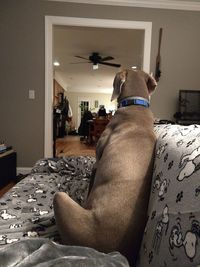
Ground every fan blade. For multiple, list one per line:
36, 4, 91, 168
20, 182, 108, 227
99, 62, 121, 68
75, 55, 89, 60
70, 62, 90, 64
101, 56, 114, 62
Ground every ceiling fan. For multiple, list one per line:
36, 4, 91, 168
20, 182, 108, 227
73, 52, 121, 69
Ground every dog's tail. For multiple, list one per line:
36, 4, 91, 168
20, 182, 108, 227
53, 192, 97, 247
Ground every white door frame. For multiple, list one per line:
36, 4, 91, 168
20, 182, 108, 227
44, 16, 152, 157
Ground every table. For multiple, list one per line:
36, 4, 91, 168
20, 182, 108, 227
88, 118, 110, 144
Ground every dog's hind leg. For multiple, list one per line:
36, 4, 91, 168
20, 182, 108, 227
53, 192, 96, 247
87, 166, 96, 198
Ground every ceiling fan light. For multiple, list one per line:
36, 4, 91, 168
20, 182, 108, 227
93, 64, 98, 70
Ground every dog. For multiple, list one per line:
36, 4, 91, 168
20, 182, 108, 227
53, 69, 157, 265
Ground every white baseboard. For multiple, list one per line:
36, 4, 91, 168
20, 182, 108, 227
17, 167, 32, 175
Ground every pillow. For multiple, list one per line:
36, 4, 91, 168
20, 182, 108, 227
137, 124, 200, 267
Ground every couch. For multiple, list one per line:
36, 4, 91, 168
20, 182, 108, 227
0, 123, 200, 266
138, 123, 200, 267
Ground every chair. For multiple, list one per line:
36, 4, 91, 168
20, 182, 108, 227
88, 118, 110, 144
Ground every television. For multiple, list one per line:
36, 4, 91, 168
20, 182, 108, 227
179, 90, 200, 120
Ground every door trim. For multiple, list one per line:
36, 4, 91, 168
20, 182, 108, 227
44, 16, 152, 157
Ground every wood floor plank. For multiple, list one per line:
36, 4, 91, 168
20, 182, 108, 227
56, 135, 95, 157
0, 182, 16, 198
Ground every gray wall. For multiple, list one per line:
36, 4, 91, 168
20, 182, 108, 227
1, 0, 200, 167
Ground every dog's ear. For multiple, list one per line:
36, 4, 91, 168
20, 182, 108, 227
147, 74, 157, 95
111, 70, 127, 101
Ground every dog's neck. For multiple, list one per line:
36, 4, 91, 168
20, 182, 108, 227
118, 96, 150, 108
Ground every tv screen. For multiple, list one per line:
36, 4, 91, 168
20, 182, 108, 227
179, 90, 200, 120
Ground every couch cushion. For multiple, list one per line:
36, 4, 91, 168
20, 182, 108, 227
137, 124, 200, 267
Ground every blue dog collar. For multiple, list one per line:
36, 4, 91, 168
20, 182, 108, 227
119, 97, 150, 108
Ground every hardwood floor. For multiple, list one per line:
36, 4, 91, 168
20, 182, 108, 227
56, 135, 96, 157
0, 182, 15, 198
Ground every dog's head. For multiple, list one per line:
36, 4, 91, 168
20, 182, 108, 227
111, 69, 157, 102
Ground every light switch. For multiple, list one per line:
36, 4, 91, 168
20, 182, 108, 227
29, 90, 35, 99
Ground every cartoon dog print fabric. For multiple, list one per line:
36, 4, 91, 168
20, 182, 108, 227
0, 156, 95, 246
138, 124, 200, 267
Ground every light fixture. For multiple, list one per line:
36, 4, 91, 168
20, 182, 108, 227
131, 66, 137, 69
93, 64, 98, 70
53, 60, 60, 66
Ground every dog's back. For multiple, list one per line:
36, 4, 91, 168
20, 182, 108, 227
86, 105, 156, 261
53, 69, 157, 265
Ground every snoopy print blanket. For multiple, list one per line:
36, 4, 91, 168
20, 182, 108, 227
138, 124, 200, 267
0, 156, 129, 266
0, 156, 95, 246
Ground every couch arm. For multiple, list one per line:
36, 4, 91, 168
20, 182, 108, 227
138, 124, 200, 267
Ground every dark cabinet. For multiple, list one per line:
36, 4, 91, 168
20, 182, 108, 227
0, 151, 16, 188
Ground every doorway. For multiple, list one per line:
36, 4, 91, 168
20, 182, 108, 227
78, 98, 91, 130
45, 16, 152, 157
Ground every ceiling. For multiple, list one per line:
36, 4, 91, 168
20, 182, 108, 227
52, 0, 200, 94
53, 25, 144, 94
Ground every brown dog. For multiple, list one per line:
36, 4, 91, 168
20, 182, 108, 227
53, 69, 157, 265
